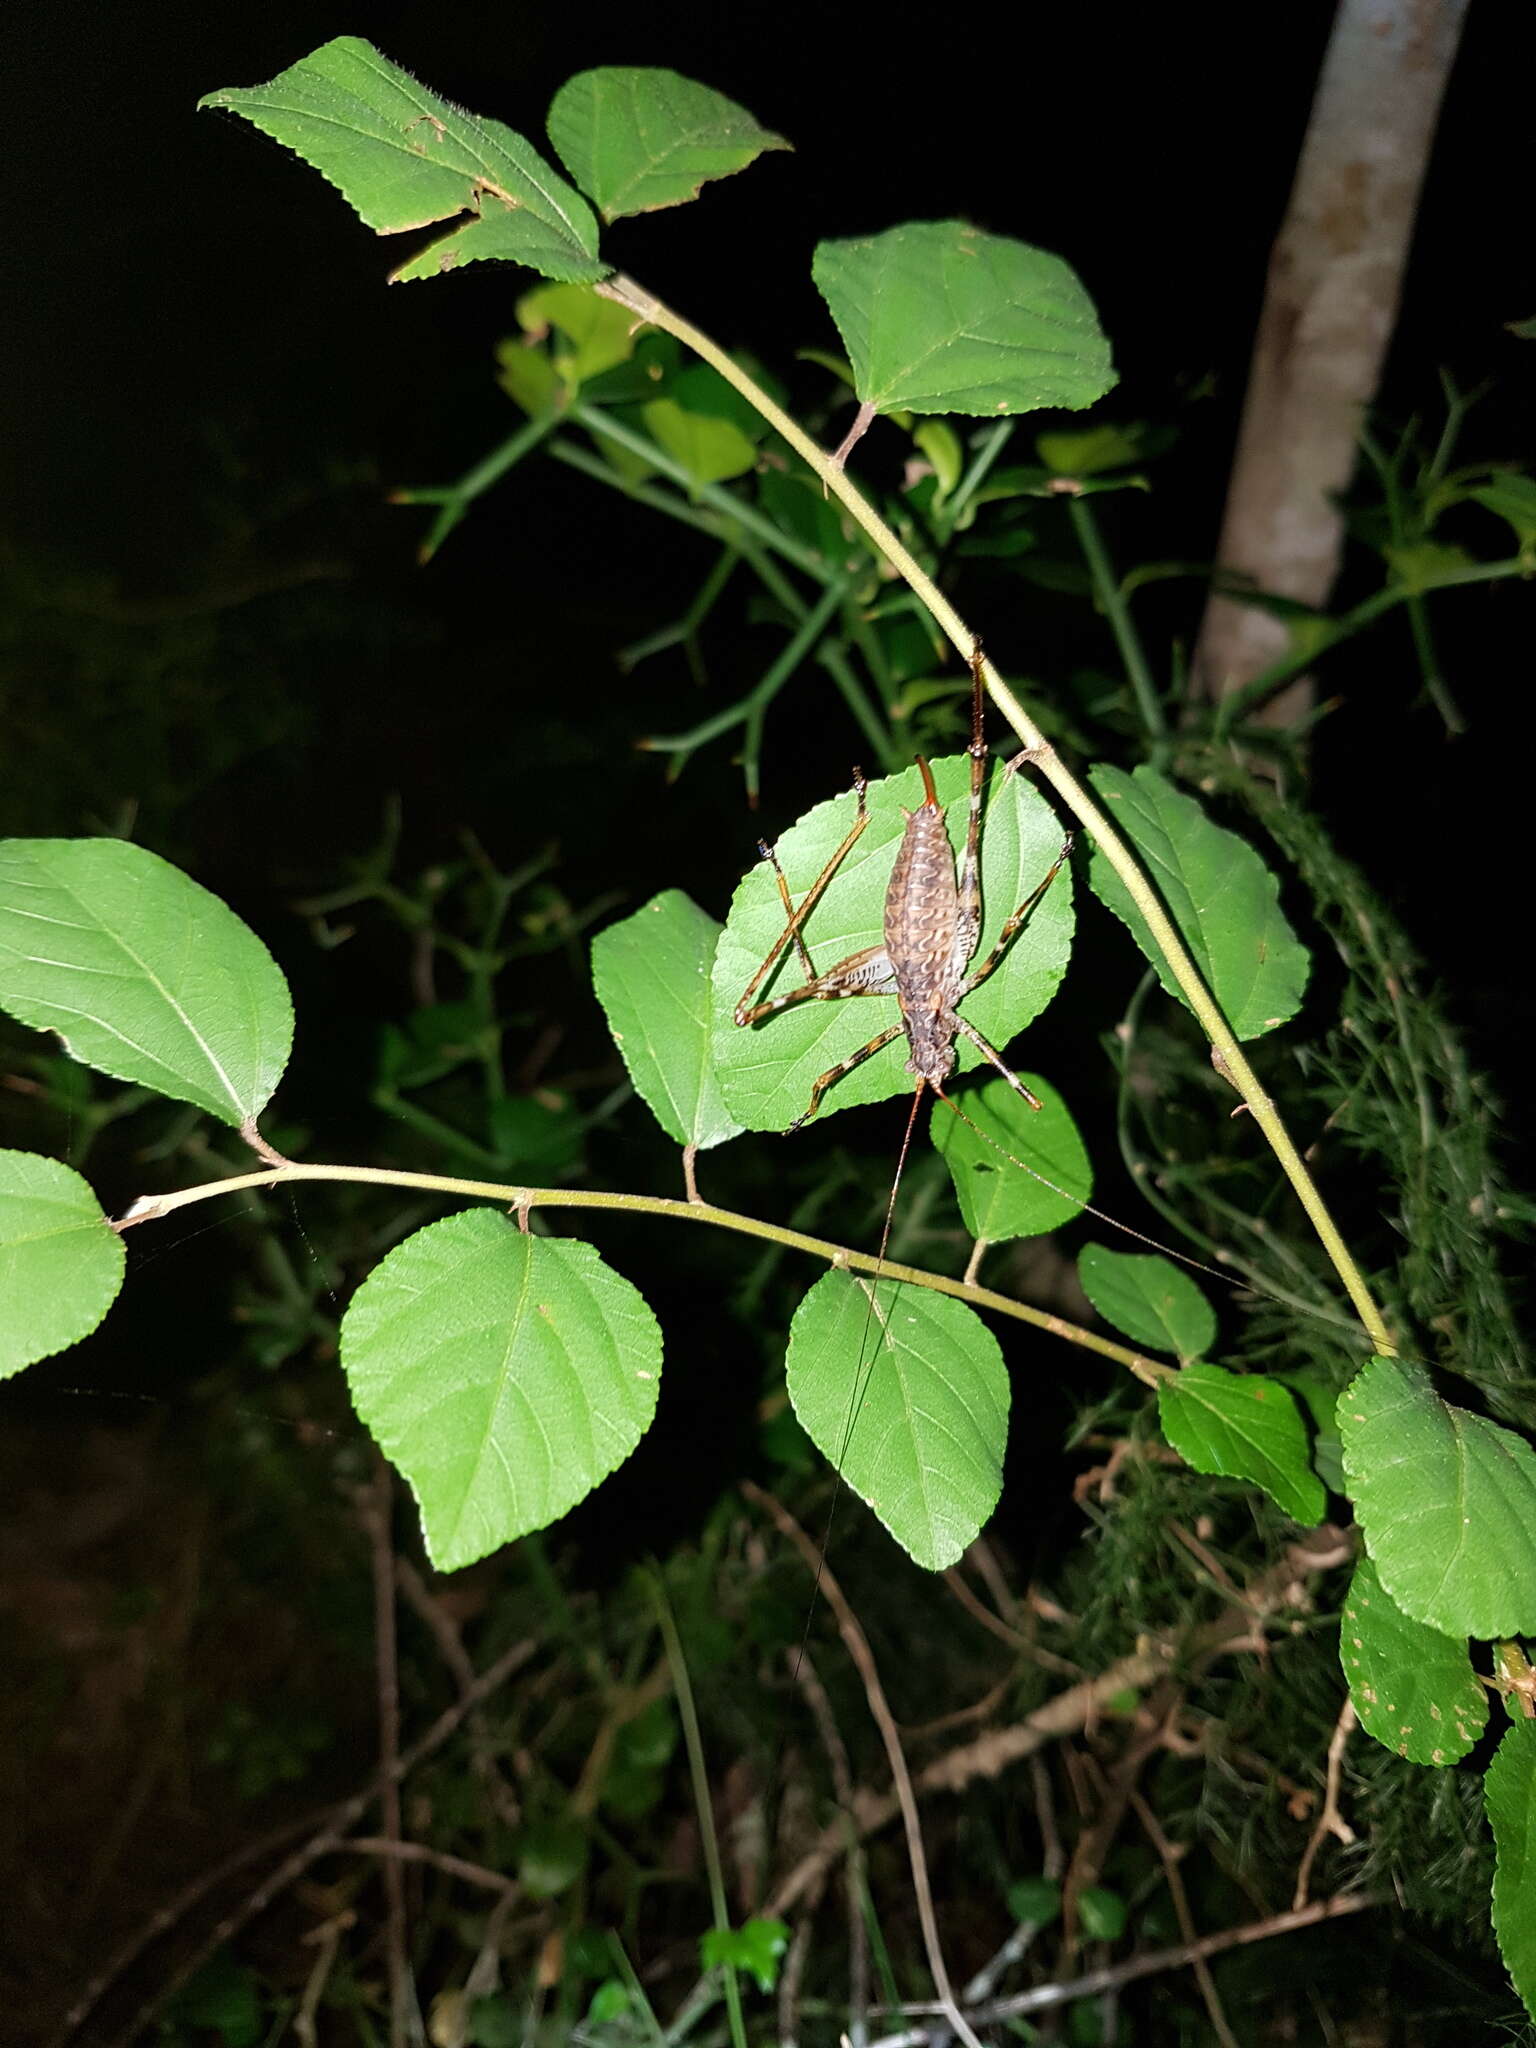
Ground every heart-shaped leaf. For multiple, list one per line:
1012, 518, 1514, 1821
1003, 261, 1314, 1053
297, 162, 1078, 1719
201, 38, 605, 285
341, 1211, 662, 1571
812, 221, 1114, 417
1339, 1355, 1536, 1638
1340, 1555, 1486, 1766
0, 838, 293, 1127
1157, 1361, 1325, 1523
591, 890, 742, 1150
786, 1270, 1008, 1570
1086, 765, 1309, 1040
931, 1070, 1091, 1240
547, 68, 789, 223
713, 755, 1074, 1132
0, 1150, 126, 1378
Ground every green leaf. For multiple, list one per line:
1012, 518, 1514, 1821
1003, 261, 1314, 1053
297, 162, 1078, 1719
201, 37, 605, 285
341, 1212, 662, 1572
1275, 1367, 1346, 1493
1085, 765, 1310, 1039
640, 396, 756, 489
931, 1071, 1090, 1240
713, 755, 1074, 1132
547, 68, 789, 223
699, 1918, 791, 1994
1157, 1362, 1325, 1524
495, 339, 564, 417
785, 1272, 1008, 1570
1465, 475, 1536, 554
0, 1150, 126, 1379
1077, 1886, 1128, 1943
516, 280, 637, 387
517, 1818, 587, 1898
1077, 1244, 1215, 1358
1339, 1356, 1536, 1637
591, 890, 743, 1150
1005, 1876, 1062, 1927
913, 420, 963, 497
0, 838, 293, 1126
1340, 1555, 1487, 1766
812, 221, 1114, 418
1036, 423, 1142, 476
1384, 541, 1474, 591
1487, 1719, 1536, 2022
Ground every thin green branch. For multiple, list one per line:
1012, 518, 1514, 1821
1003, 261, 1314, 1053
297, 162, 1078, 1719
1064, 492, 1168, 748
648, 1575, 748, 2048
594, 272, 1395, 1357
116, 1163, 1169, 1386
1212, 556, 1524, 733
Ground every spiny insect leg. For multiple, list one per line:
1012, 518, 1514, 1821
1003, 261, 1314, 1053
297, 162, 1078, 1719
960, 833, 1075, 997
954, 1016, 1044, 1112
734, 773, 870, 1024
788, 1021, 904, 1131
736, 944, 894, 1029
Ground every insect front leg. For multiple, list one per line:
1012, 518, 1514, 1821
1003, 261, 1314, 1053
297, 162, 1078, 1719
734, 774, 869, 1024
959, 832, 1075, 998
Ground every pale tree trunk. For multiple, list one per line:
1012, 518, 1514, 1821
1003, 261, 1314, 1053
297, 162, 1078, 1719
1194, 0, 1470, 726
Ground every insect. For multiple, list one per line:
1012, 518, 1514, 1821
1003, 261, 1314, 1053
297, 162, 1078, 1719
734, 642, 1072, 1145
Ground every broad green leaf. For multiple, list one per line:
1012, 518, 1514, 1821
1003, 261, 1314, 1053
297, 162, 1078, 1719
1339, 1355, 1536, 1637
1275, 1367, 1346, 1493
201, 38, 605, 286
812, 221, 1114, 418
516, 281, 637, 388
0, 1150, 126, 1378
931, 1071, 1090, 1240
0, 838, 293, 1127
1077, 1887, 1128, 1943
713, 755, 1074, 1132
341, 1211, 661, 1571
1340, 1555, 1487, 1766
1078, 1244, 1216, 1359
1157, 1361, 1325, 1523
591, 891, 743, 1150
495, 338, 564, 417
1384, 541, 1474, 591
1487, 1719, 1536, 2022
1086, 765, 1310, 1039
640, 397, 756, 489
547, 68, 789, 223
786, 1271, 1008, 1570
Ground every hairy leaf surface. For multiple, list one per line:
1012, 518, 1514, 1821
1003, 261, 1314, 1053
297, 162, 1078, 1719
1488, 1719, 1536, 2022
547, 68, 788, 222
0, 1150, 126, 1378
1086, 765, 1309, 1039
786, 1272, 1008, 1571
341, 1212, 662, 1571
0, 838, 293, 1126
812, 221, 1114, 417
1340, 1555, 1486, 1766
592, 891, 742, 1150
1340, 1355, 1536, 1637
201, 38, 605, 284
932, 1071, 1090, 1240
1078, 1244, 1216, 1359
1157, 1361, 1325, 1523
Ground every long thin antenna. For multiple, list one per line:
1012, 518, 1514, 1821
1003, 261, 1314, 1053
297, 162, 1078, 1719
933, 1083, 1254, 1296
791, 1078, 928, 1678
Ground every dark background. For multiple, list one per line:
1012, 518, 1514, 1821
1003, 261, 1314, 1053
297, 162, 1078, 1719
2, 5, 1533, 2033
5, 2, 1531, 1101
